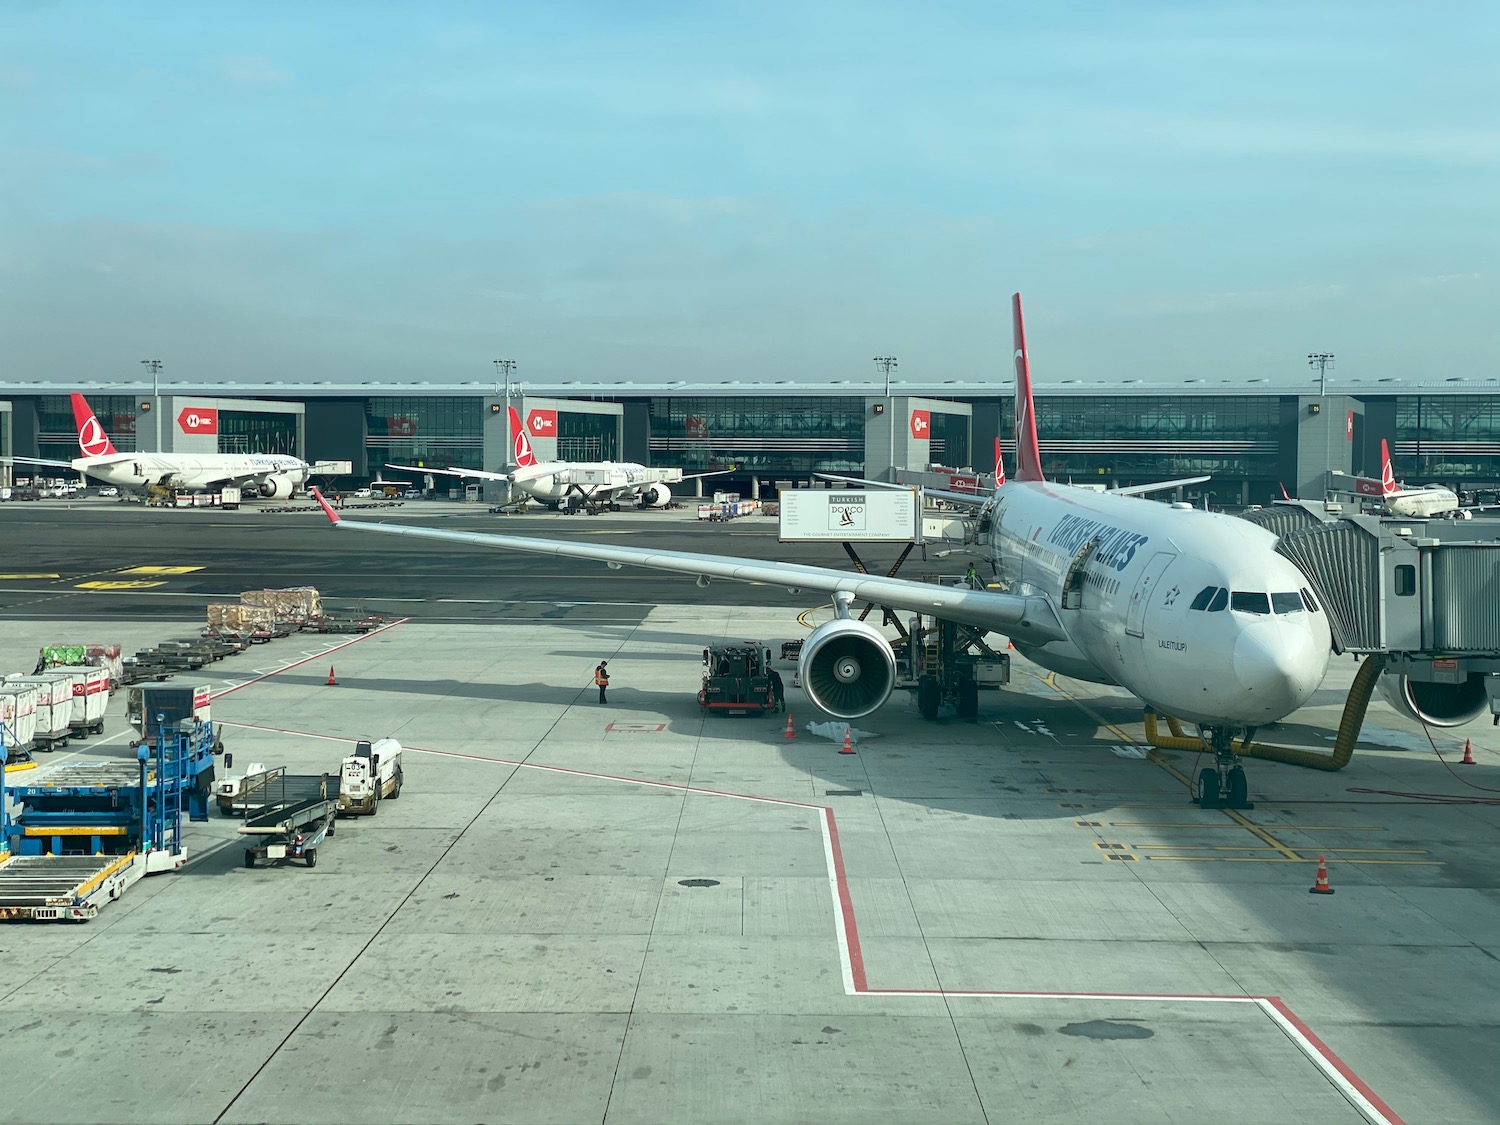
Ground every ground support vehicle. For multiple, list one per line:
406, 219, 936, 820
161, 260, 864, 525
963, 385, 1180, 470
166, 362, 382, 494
0, 685, 39, 760
217, 762, 279, 816
898, 613, 1011, 722
59, 666, 110, 737
698, 643, 777, 716
337, 739, 403, 816
239, 771, 339, 868
0, 708, 217, 921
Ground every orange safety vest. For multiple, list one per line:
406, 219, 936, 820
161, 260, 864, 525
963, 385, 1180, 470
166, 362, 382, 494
594, 668, 609, 686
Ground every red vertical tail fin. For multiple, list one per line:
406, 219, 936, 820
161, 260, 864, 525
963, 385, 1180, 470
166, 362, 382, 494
1380, 439, 1398, 496
71, 393, 117, 457
507, 406, 538, 468
1011, 293, 1044, 482
993, 436, 1006, 487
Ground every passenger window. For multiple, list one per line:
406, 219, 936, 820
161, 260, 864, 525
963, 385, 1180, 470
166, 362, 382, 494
1301, 587, 1320, 613
1271, 592, 1303, 614
1189, 586, 1217, 611
1230, 591, 1271, 615
1207, 588, 1228, 612
1395, 564, 1416, 597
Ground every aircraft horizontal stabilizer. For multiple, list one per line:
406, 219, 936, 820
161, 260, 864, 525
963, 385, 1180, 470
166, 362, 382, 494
1111, 475, 1211, 497
385, 462, 511, 482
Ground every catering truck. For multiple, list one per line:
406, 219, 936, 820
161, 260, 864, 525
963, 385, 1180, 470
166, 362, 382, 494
337, 739, 403, 816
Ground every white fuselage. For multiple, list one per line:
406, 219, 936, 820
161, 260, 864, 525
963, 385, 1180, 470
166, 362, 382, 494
1383, 487, 1458, 518
989, 482, 1331, 727
73, 452, 309, 494
510, 461, 681, 503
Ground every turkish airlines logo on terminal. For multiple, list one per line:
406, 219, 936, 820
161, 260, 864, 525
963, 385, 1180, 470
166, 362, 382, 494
79, 417, 111, 457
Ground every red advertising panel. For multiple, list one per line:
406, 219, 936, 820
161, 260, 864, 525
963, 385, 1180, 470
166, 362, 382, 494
909, 409, 930, 439
387, 416, 417, 437
1354, 478, 1383, 496
948, 475, 982, 492
526, 408, 558, 436
176, 406, 218, 434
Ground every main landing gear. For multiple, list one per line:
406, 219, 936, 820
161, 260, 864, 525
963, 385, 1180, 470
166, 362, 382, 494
1196, 726, 1255, 811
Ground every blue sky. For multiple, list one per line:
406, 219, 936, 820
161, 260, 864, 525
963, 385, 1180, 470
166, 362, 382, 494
2, 1, 1495, 388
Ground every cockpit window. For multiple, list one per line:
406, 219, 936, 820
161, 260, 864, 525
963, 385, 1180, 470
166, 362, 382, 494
1271, 592, 1303, 614
1189, 586, 1217, 611
1301, 587, 1321, 613
1207, 588, 1228, 612
1230, 591, 1271, 615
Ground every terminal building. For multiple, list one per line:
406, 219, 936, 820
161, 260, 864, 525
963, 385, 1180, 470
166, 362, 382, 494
2, 378, 1498, 506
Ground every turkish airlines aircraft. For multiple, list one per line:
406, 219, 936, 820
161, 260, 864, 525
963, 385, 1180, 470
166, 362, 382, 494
389, 406, 731, 509
1375, 439, 1459, 517
6, 394, 311, 498
317, 295, 1334, 808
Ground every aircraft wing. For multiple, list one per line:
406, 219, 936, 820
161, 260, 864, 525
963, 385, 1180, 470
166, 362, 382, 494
1111, 476, 1210, 497
386, 462, 511, 483
309, 489, 1066, 642
0, 455, 76, 469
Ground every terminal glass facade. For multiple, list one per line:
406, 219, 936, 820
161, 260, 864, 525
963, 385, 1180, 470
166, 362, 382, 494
365, 396, 483, 470
36, 394, 138, 459
648, 395, 865, 475
1027, 395, 1282, 480
557, 411, 618, 461
1395, 395, 1500, 482
219, 411, 299, 456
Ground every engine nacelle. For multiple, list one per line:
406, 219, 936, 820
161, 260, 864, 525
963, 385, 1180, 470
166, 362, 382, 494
800, 618, 897, 720
1378, 672, 1491, 728
640, 483, 672, 508
256, 473, 297, 499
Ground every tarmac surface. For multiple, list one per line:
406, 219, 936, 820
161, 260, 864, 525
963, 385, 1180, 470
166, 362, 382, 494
1, 500, 1498, 1124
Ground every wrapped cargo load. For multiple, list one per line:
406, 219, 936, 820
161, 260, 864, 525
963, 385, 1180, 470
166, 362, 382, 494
40, 643, 123, 690
205, 605, 231, 628
240, 586, 321, 625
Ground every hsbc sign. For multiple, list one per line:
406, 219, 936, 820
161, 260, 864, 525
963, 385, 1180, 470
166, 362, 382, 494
526, 408, 558, 435
909, 409, 930, 440
177, 407, 218, 435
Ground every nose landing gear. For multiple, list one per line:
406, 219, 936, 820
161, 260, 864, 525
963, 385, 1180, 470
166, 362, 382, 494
1196, 726, 1255, 810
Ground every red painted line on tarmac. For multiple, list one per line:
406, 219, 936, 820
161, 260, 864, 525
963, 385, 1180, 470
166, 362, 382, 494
207, 619, 409, 701
208, 708, 1403, 1124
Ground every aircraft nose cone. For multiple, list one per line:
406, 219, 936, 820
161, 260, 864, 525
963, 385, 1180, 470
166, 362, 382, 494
1232, 622, 1322, 719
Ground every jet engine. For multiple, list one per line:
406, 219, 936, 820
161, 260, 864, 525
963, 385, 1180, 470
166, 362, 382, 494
1378, 672, 1491, 728
640, 483, 672, 508
256, 473, 297, 499
799, 618, 897, 720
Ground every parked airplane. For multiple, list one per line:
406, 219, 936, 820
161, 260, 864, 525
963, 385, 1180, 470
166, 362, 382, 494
1372, 439, 1459, 517
388, 407, 732, 510
4, 394, 311, 498
315, 295, 1337, 809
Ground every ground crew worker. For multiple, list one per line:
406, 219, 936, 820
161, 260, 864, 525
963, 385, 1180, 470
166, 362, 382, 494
594, 660, 610, 704
767, 667, 785, 712
965, 562, 980, 590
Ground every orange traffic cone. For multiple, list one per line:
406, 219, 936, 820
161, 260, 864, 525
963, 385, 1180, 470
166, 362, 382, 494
783, 713, 796, 740
1309, 855, 1335, 895
1461, 739, 1476, 765
326, 665, 338, 686
839, 728, 855, 755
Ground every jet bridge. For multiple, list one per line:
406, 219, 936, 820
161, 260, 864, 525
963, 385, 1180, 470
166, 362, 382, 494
1242, 503, 1500, 729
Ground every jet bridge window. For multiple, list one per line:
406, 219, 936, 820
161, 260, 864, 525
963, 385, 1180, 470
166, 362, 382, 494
1230, 591, 1271, 615
1207, 588, 1228, 612
1394, 564, 1417, 597
1189, 586, 1219, 611
1271, 592, 1304, 614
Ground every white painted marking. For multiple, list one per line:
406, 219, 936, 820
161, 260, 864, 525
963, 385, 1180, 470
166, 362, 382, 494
1111, 745, 1148, 759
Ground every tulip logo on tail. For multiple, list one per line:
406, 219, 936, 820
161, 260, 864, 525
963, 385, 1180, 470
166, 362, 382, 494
994, 437, 1006, 487
1380, 439, 1399, 497
508, 406, 538, 468
71, 393, 117, 457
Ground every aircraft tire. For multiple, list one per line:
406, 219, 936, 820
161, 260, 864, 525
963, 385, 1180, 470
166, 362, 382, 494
1227, 766, 1249, 809
1197, 767, 1220, 809
957, 680, 979, 722
917, 676, 940, 720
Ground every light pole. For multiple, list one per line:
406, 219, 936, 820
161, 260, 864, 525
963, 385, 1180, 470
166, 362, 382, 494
493, 359, 518, 503
140, 359, 163, 451
874, 357, 898, 482
1307, 353, 1334, 397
